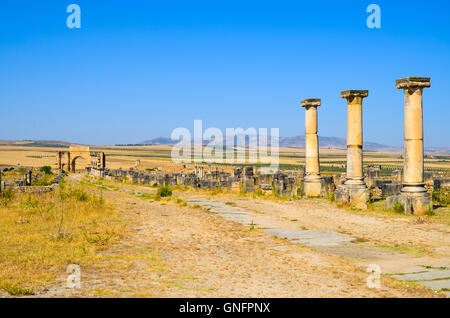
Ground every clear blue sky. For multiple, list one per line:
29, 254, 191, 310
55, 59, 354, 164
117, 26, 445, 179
0, 0, 449, 146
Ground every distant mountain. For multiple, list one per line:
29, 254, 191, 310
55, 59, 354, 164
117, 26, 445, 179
277, 136, 403, 152
424, 147, 450, 154
0, 140, 84, 148
138, 136, 403, 152
2, 138, 448, 153
137, 136, 450, 153
137, 137, 177, 146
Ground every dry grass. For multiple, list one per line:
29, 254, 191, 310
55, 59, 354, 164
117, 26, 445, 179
0, 180, 128, 295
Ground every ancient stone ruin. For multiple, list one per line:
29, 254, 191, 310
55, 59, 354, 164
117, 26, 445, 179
56, 146, 105, 172
0, 166, 63, 193
300, 99, 328, 197
68, 76, 447, 215
86, 164, 302, 197
335, 90, 370, 209
386, 77, 433, 215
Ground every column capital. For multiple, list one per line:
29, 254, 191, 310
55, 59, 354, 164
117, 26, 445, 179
396, 77, 431, 90
341, 90, 369, 100
301, 99, 321, 107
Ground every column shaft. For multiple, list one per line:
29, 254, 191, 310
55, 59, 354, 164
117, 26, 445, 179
345, 96, 365, 185
395, 77, 430, 194
403, 88, 425, 192
304, 106, 320, 179
335, 90, 369, 209
300, 98, 323, 197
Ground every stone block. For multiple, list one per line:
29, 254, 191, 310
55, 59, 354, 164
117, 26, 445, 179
258, 184, 273, 190
381, 182, 402, 198
335, 184, 369, 210
386, 192, 432, 215
391, 170, 402, 182
433, 178, 450, 191
302, 179, 323, 197
373, 179, 390, 188
301, 177, 333, 197
322, 176, 335, 194
424, 171, 433, 185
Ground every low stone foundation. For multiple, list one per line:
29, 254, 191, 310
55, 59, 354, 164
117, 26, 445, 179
335, 184, 369, 209
386, 192, 432, 215
301, 177, 334, 197
381, 182, 402, 198
16, 185, 58, 194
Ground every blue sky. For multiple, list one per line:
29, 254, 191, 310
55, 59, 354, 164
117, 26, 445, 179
0, 0, 449, 146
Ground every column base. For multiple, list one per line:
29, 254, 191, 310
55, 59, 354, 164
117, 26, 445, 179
401, 182, 428, 193
344, 177, 366, 186
386, 192, 432, 215
335, 183, 369, 210
301, 177, 328, 197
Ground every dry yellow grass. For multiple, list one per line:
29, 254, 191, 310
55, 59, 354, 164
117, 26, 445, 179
0, 180, 128, 295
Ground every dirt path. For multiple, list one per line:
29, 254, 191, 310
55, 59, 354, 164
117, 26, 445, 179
43, 176, 439, 297
174, 191, 450, 295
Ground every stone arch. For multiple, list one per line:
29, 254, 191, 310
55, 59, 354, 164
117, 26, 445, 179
56, 146, 105, 172
68, 146, 91, 172
71, 155, 89, 172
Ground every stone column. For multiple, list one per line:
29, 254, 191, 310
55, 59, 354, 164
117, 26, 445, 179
386, 77, 432, 215
335, 90, 369, 209
301, 99, 324, 197
342, 90, 368, 186
397, 77, 430, 193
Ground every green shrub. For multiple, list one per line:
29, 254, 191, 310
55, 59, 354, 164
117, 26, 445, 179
271, 180, 278, 197
392, 199, 405, 213
39, 166, 53, 175
239, 182, 247, 195
33, 174, 53, 186
432, 189, 450, 207
157, 186, 172, 197
425, 205, 435, 216
70, 188, 90, 202
2, 284, 35, 296
328, 191, 335, 201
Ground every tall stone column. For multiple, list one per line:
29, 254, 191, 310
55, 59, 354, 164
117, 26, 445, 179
386, 77, 432, 215
335, 90, 370, 209
301, 99, 324, 197
398, 77, 430, 193
342, 90, 368, 186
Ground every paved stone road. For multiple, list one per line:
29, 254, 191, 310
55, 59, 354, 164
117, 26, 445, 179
186, 199, 450, 297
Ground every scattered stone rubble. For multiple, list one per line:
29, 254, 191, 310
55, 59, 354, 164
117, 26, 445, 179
0, 166, 63, 193
86, 164, 447, 204
87, 165, 305, 196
